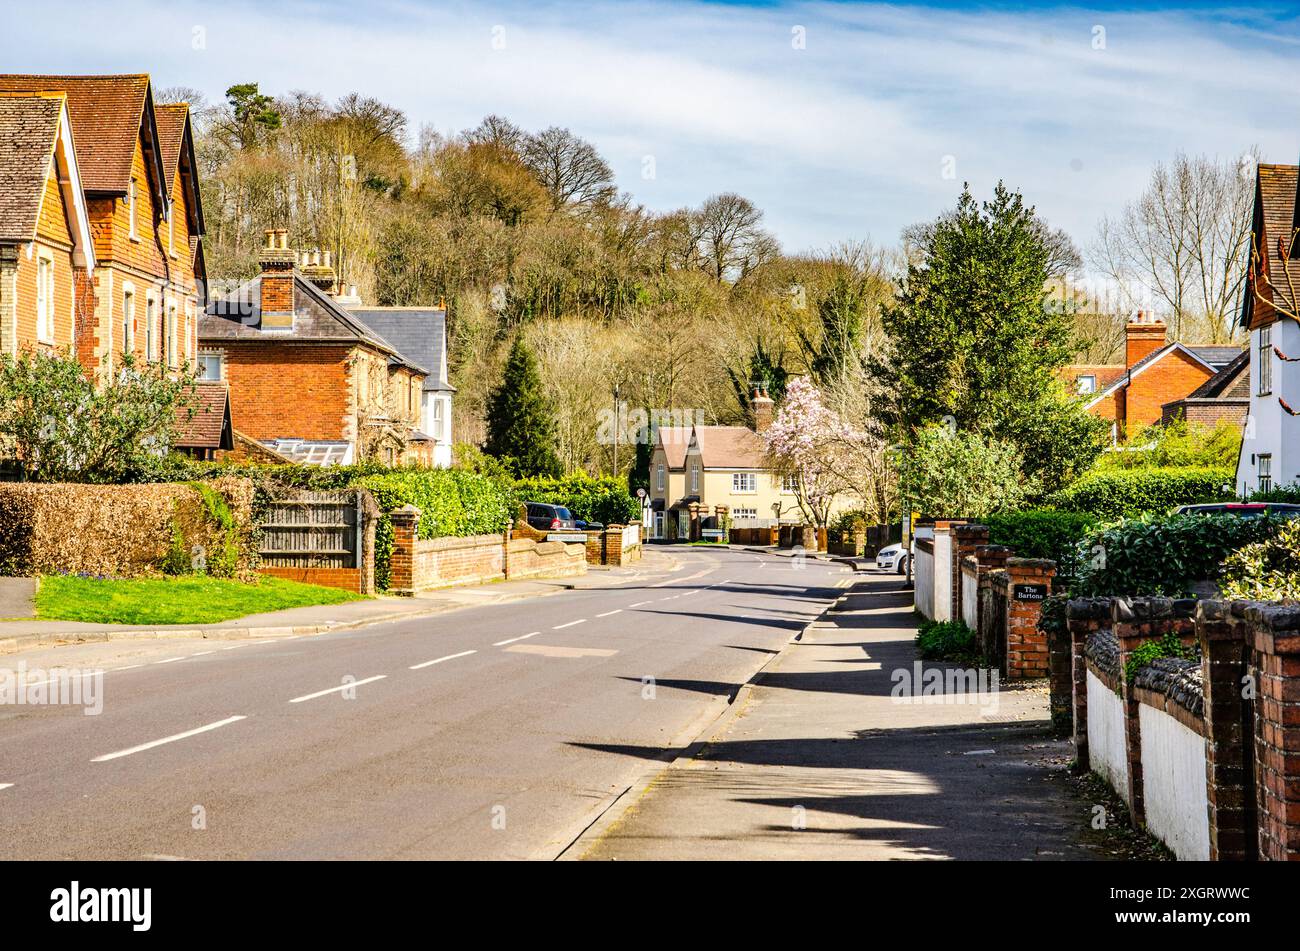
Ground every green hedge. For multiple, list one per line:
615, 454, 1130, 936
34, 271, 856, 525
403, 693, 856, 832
513, 474, 639, 525
982, 509, 1098, 586
1073, 513, 1284, 597
1046, 466, 1234, 520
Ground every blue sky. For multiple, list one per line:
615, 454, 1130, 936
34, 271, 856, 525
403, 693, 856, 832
5, 1, 1300, 259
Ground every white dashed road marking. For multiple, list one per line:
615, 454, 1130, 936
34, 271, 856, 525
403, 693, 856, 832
553, 619, 587, 630
493, 632, 540, 646
91, 716, 247, 763
504, 644, 619, 659
409, 650, 476, 670
596, 610, 622, 618
289, 675, 387, 704
0, 784, 13, 792
629, 601, 652, 608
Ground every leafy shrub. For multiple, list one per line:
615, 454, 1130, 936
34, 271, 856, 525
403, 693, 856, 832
916, 619, 979, 662
1248, 482, 1300, 504
513, 474, 638, 525
1073, 514, 1284, 597
1124, 631, 1197, 685
1221, 519, 1300, 600
831, 508, 869, 538
899, 426, 1033, 517
1095, 418, 1242, 471
1047, 466, 1234, 520
982, 509, 1098, 587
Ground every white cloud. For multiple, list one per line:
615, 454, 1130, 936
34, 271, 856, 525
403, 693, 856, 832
4, 0, 1298, 258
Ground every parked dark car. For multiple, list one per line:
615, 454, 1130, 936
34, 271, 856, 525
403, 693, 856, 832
575, 520, 604, 531
524, 502, 577, 531
1173, 502, 1300, 520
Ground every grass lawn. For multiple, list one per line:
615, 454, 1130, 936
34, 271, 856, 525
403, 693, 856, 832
36, 574, 366, 626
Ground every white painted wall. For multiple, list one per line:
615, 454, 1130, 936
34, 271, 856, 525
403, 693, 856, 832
914, 544, 934, 620
1237, 321, 1299, 492
933, 530, 953, 622
421, 391, 453, 468
1087, 670, 1130, 805
1140, 704, 1210, 861
961, 565, 979, 632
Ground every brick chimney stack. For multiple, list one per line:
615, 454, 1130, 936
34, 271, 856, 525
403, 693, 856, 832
298, 248, 338, 294
752, 384, 774, 433
259, 228, 295, 330
1125, 310, 1167, 368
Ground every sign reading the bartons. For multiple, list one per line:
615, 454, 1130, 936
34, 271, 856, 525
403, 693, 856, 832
1013, 583, 1048, 602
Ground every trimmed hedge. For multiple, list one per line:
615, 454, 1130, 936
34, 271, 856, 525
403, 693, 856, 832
982, 509, 1098, 586
1046, 466, 1234, 520
1221, 518, 1300, 600
1073, 513, 1284, 598
513, 474, 639, 525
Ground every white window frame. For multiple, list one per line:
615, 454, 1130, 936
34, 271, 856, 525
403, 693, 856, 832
35, 251, 55, 344
198, 350, 223, 382
122, 285, 135, 357
690, 464, 701, 493
1259, 454, 1273, 494
1077, 374, 1096, 394
732, 472, 757, 493
145, 293, 157, 362
166, 302, 178, 368
781, 473, 799, 493
431, 397, 445, 440
656, 463, 665, 492
127, 179, 139, 241
1259, 326, 1273, 396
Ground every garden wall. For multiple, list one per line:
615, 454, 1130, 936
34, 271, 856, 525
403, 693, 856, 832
913, 537, 935, 620
0, 477, 255, 579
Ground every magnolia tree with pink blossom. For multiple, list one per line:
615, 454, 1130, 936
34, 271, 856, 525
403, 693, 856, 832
763, 376, 877, 529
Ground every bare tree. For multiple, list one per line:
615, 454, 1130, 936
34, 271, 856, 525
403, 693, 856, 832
694, 193, 779, 284
1091, 151, 1254, 342
465, 114, 526, 153
520, 126, 616, 211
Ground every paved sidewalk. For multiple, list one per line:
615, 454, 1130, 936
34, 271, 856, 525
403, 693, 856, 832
0, 577, 37, 619
581, 571, 1098, 860
0, 549, 680, 654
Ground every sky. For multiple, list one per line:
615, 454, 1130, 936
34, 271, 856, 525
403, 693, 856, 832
5, 0, 1300, 261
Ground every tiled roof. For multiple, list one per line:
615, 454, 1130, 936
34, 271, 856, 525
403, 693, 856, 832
350, 308, 453, 392
202, 273, 428, 375
0, 95, 61, 243
174, 381, 233, 450
693, 426, 768, 469
154, 103, 187, 180
1246, 163, 1300, 326
1061, 364, 1127, 395
1181, 350, 1250, 401
655, 426, 691, 469
0, 74, 153, 195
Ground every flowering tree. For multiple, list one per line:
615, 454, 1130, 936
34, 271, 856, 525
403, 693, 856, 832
763, 376, 871, 529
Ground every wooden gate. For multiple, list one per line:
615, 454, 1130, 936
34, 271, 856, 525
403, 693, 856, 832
259, 490, 363, 569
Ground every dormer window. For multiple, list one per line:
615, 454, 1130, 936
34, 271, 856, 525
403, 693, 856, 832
1077, 374, 1096, 394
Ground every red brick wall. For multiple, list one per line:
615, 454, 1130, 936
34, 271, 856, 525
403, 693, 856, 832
1125, 349, 1214, 430
259, 565, 362, 593
217, 342, 353, 442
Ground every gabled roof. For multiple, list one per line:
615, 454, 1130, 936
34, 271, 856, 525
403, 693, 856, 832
1242, 163, 1300, 328
654, 426, 691, 469
349, 308, 453, 392
1180, 350, 1250, 401
0, 93, 95, 272
154, 102, 204, 235
0, 74, 167, 203
201, 272, 429, 375
1062, 364, 1127, 394
691, 425, 768, 470
174, 381, 234, 450
1083, 342, 1234, 410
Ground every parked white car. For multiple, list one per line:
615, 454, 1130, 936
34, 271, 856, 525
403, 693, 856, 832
876, 542, 911, 574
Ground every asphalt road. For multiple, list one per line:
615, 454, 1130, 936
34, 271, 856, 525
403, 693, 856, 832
0, 548, 852, 859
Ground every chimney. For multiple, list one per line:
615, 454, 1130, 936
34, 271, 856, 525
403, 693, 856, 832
299, 247, 338, 294
751, 385, 774, 433
258, 228, 295, 330
1125, 311, 1167, 368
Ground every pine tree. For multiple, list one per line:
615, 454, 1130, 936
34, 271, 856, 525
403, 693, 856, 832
485, 337, 563, 477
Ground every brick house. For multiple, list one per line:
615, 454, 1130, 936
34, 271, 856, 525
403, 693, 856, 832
1062, 313, 1243, 441
349, 307, 455, 467
0, 74, 207, 381
199, 229, 430, 466
1160, 351, 1249, 428
0, 92, 96, 357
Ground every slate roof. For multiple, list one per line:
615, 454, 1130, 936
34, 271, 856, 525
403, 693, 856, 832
201, 273, 428, 375
692, 426, 768, 469
349, 308, 453, 392
0, 74, 163, 199
0, 95, 61, 243
1186, 346, 1244, 370
175, 381, 233, 450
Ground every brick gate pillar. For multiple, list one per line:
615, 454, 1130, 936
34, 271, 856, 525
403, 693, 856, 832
1246, 603, 1300, 860
388, 504, 421, 596
1198, 600, 1256, 861
1003, 558, 1055, 680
